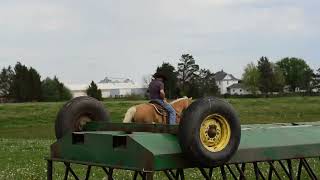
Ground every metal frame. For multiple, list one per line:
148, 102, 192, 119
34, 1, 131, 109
47, 157, 319, 179
49, 122, 320, 179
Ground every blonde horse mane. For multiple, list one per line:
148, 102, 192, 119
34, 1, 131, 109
170, 96, 189, 105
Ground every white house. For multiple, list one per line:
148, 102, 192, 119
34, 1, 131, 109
227, 83, 251, 95
66, 80, 147, 98
214, 70, 240, 94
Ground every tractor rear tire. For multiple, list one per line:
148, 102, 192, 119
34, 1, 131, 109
55, 96, 110, 139
178, 97, 241, 167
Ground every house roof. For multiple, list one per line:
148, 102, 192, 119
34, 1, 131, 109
227, 83, 247, 89
214, 71, 227, 81
214, 70, 239, 81
99, 77, 134, 83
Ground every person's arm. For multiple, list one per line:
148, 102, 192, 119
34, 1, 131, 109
160, 89, 165, 100
159, 82, 165, 100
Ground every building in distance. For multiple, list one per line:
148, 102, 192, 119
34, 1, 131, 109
214, 70, 240, 94
66, 77, 147, 98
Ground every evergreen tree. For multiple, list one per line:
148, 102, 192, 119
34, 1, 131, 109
177, 54, 199, 94
257, 57, 274, 94
41, 76, 72, 101
197, 69, 219, 96
28, 67, 42, 101
86, 81, 102, 101
41, 77, 60, 101
11, 62, 30, 101
0, 66, 14, 98
56, 79, 72, 101
11, 62, 42, 102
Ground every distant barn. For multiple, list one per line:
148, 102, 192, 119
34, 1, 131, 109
66, 77, 147, 98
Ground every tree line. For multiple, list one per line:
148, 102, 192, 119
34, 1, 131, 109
242, 57, 319, 95
0, 62, 72, 102
1, 56, 318, 102
152, 54, 219, 99
152, 55, 319, 99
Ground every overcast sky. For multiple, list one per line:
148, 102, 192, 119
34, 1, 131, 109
0, 0, 319, 84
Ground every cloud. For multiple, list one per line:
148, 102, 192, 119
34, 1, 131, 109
0, 1, 80, 32
0, 0, 319, 83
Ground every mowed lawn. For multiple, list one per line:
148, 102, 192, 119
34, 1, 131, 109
0, 97, 320, 179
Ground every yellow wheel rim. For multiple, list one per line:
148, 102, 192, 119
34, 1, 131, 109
200, 114, 231, 152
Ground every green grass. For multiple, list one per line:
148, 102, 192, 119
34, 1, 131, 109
1, 97, 320, 138
0, 97, 320, 179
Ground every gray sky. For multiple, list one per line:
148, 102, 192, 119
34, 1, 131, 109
0, 0, 319, 84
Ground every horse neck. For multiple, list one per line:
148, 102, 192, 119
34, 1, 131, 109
171, 100, 187, 113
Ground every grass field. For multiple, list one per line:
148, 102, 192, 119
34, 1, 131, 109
0, 97, 320, 179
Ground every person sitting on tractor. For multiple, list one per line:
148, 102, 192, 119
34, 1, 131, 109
148, 72, 176, 124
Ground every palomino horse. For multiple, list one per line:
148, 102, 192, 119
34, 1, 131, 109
123, 97, 193, 124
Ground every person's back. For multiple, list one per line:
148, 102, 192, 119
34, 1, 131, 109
148, 72, 176, 124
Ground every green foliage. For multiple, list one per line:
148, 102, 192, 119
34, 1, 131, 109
41, 77, 72, 102
86, 81, 102, 101
177, 54, 199, 93
28, 67, 42, 101
271, 64, 285, 92
196, 69, 219, 97
11, 62, 28, 101
257, 57, 274, 94
1, 62, 71, 102
256, 57, 285, 94
156, 62, 179, 98
151, 55, 218, 98
242, 63, 261, 95
11, 62, 42, 102
0, 66, 14, 97
277, 57, 313, 91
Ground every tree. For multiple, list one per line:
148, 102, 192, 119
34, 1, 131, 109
257, 57, 274, 94
56, 77, 72, 101
186, 78, 201, 98
86, 81, 102, 101
177, 54, 199, 94
41, 76, 72, 102
10, 62, 42, 102
180, 69, 218, 98
277, 57, 313, 92
271, 63, 285, 92
242, 63, 260, 95
197, 69, 219, 96
11, 62, 28, 101
28, 67, 42, 101
156, 62, 178, 99
0, 66, 14, 97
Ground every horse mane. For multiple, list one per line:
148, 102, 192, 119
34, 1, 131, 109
170, 96, 188, 105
